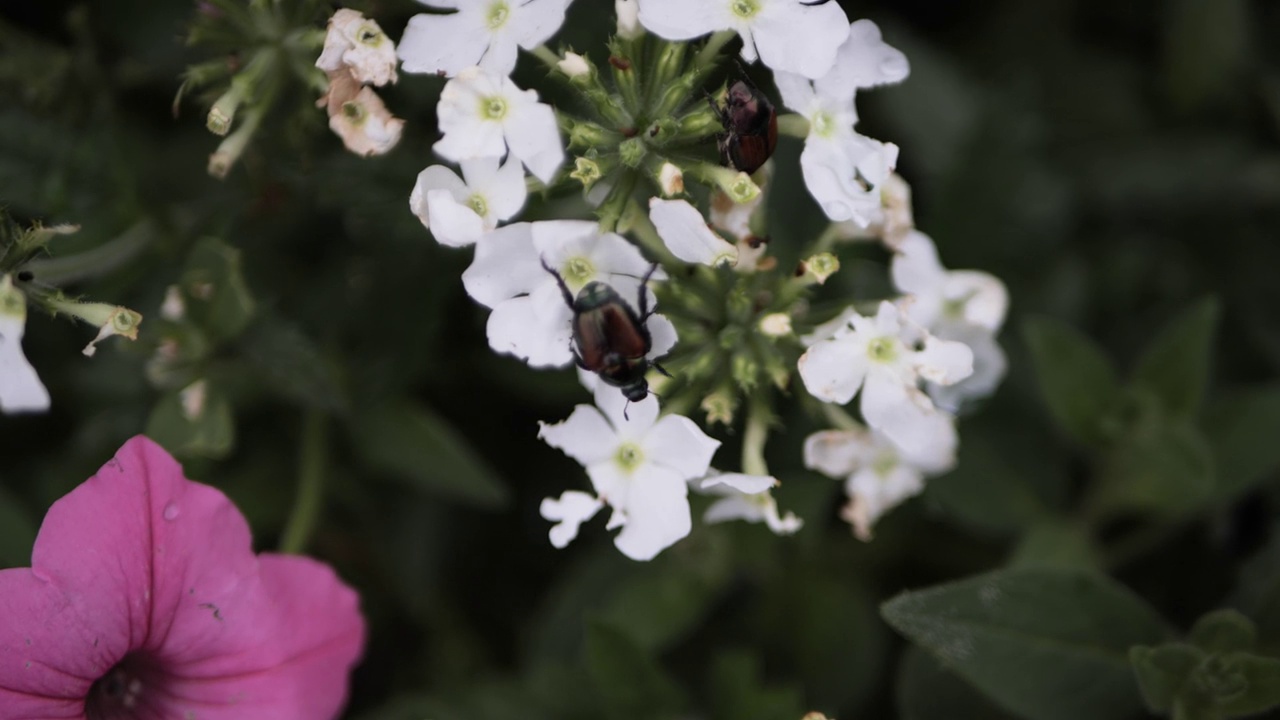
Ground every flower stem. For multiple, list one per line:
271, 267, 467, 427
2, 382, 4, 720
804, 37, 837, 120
776, 113, 810, 139
820, 402, 862, 431
529, 44, 560, 70
22, 219, 155, 286
694, 30, 736, 69
742, 397, 771, 476
280, 410, 327, 554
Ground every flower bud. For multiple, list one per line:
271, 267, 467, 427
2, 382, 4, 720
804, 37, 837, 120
758, 313, 792, 337
731, 354, 759, 391
49, 299, 143, 357
803, 253, 840, 284
557, 51, 592, 79
160, 285, 186, 321
567, 119, 615, 149
615, 0, 643, 40
701, 388, 737, 426
657, 162, 684, 196
618, 137, 646, 168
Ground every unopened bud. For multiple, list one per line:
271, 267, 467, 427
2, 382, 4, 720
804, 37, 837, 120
732, 354, 759, 391
618, 137, 646, 168
160, 285, 186, 321
615, 0, 643, 40
557, 51, 592, 79
568, 120, 614, 149
658, 162, 684, 196
804, 253, 840, 284
759, 313, 792, 337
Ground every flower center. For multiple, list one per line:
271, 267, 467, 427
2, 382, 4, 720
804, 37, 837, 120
480, 95, 508, 121
486, 1, 510, 29
811, 109, 835, 138
731, 0, 760, 19
562, 256, 595, 287
342, 100, 367, 124
615, 442, 644, 471
357, 22, 383, 46
871, 450, 899, 478
942, 296, 967, 319
467, 193, 489, 218
85, 653, 162, 720
867, 336, 898, 364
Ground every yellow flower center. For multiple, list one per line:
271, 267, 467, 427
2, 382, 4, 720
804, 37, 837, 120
868, 336, 898, 364
615, 443, 644, 471
487, 1, 510, 29
480, 95, 508, 121
731, 0, 760, 19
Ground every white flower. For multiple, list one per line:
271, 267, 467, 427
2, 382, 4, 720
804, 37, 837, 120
316, 9, 399, 87
773, 20, 907, 224
539, 384, 720, 560
648, 198, 738, 266
616, 0, 643, 39
797, 301, 970, 457
698, 472, 802, 535
321, 75, 404, 156
804, 426, 952, 540
0, 276, 50, 414
636, 0, 850, 79
837, 171, 913, 246
557, 51, 591, 78
891, 230, 1009, 412
398, 0, 572, 78
434, 67, 564, 184
461, 221, 674, 367
409, 157, 528, 247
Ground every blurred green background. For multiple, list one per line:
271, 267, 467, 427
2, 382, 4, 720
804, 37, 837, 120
2, 0, 1279, 718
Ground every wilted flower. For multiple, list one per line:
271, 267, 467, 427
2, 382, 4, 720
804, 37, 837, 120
539, 385, 720, 560
0, 436, 365, 718
320, 74, 404, 156
399, 0, 573, 78
316, 8, 399, 87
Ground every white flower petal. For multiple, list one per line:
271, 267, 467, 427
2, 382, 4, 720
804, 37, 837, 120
635, 0, 728, 40
945, 270, 1009, 331
425, 190, 486, 247
505, 93, 564, 183
817, 19, 909, 100
891, 230, 946, 297
409, 165, 468, 230
751, 0, 850, 79
798, 335, 868, 405
595, 382, 659, 436
649, 198, 738, 266
927, 323, 1007, 413
700, 472, 776, 494
843, 464, 923, 540
486, 284, 574, 367
462, 156, 528, 224
540, 490, 604, 548
433, 68, 509, 161
860, 368, 955, 459
643, 414, 720, 480
0, 310, 50, 414
539, 405, 617, 466
772, 70, 817, 114
317, 9, 399, 86
397, 12, 490, 76
462, 222, 542, 307
913, 334, 974, 386
800, 135, 896, 225
803, 428, 874, 478
611, 463, 691, 561
647, 314, 677, 360
510, 0, 573, 48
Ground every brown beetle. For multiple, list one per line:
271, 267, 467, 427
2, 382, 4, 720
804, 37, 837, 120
710, 79, 778, 175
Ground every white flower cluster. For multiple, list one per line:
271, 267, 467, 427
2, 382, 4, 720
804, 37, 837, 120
316, 9, 404, 156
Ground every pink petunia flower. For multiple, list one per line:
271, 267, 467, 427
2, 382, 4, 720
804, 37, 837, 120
0, 435, 365, 719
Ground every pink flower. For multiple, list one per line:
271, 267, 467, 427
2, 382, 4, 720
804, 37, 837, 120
0, 436, 365, 719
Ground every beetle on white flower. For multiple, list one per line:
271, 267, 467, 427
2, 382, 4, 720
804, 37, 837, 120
539, 384, 721, 560
0, 275, 50, 414
461, 221, 676, 368
636, 0, 851, 79
804, 424, 953, 540
773, 20, 908, 225
410, 157, 528, 247
433, 67, 565, 184
798, 300, 971, 457
398, 0, 574, 78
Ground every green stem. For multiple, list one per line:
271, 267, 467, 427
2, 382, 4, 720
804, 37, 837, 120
280, 411, 327, 554
694, 30, 736, 69
776, 113, 810, 139
529, 44, 560, 69
820, 402, 862, 431
742, 396, 771, 476
809, 223, 845, 256
23, 219, 154, 285
597, 169, 640, 233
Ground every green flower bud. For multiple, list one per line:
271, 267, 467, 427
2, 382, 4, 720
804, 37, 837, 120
803, 253, 840, 284
618, 136, 646, 168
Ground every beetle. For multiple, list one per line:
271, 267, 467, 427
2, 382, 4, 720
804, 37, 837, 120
542, 259, 668, 409
709, 78, 778, 175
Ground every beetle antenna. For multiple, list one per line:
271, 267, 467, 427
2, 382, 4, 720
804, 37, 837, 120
636, 262, 660, 320
540, 256, 575, 308
623, 399, 631, 422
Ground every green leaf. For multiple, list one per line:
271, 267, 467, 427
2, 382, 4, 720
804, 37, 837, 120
1204, 384, 1280, 502
1095, 417, 1215, 518
239, 314, 346, 412
182, 237, 255, 342
1190, 610, 1258, 654
348, 400, 509, 509
1132, 297, 1220, 420
144, 382, 234, 460
923, 422, 1055, 536
1010, 520, 1100, 571
0, 486, 37, 569
707, 651, 804, 720
1130, 643, 1204, 713
1164, 0, 1250, 109
881, 567, 1171, 720
1213, 652, 1280, 716
1022, 317, 1122, 447
897, 646, 1020, 720
585, 621, 683, 720
1231, 525, 1280, 648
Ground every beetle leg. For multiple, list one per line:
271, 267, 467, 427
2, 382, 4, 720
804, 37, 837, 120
636, 262, 660, 321
540, 256, 575, 309
652, 361, 673, 379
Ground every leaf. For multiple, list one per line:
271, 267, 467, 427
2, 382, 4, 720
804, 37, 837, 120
1130, 643, 1204, 714
881, 567, 1171, 720
707, 651, 805, 720
1010, 520, 1100, 571
896, 646, 1019, 720
348, 400, 509, 509
1132, 297, 1220, 420
1163, 0, 1250, 109
1204, 384, 1280, 503
585, 621, 683, 720
239, 314, 347, 412
1231, 525, 1280, 648
1096, 417, 1215, 518
1213, 653, 1280, 716
1190, 610, 1258, 654
182, 237, 255, 342
144, 382, 234, 460
1022, 317, 1122, 447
